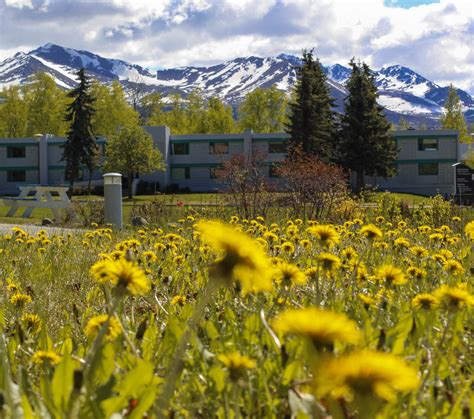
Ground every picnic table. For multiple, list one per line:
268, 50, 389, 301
2, 185, 71, 218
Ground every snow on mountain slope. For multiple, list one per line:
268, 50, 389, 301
0, 43, 473, 125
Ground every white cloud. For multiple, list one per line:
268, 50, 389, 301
0, 0, 472, 93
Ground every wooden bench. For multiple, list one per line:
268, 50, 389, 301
1, 185, 71, 218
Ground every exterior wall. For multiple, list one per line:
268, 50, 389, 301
364, 130, 459, 196
0, 128, 460, 196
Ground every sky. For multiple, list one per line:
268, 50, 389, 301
0, 0, 472, 93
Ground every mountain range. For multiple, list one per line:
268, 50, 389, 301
1, 43, 473, 127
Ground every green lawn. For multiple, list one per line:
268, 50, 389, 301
0, 191, 453, 226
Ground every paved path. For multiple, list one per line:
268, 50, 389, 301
0, 223, 86, 236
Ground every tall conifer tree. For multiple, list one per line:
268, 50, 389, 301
337, 59, 397, 192
285, 50, 336, 161
63, 68, 98, 190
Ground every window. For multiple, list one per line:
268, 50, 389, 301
209, 142, 229, 154
171, 167, 190, 180
269, 164, 281, 178
268, 142, 287, 154
7, 146, 26, 158
418, 138, 438, 151
418, 162, 438, 176
172, 143, 189, 155
7, 170, 26, 182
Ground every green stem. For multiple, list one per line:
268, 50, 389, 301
156, 280, 218, 418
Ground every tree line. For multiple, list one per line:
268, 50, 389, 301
0, 76, 288, 138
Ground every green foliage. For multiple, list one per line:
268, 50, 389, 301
145, 90, 235, 134
285, 49, 337, 161
91, 80, 139, 138
338, 59, 397, 192
63, 68, 98, 188
238, 86, 287, 132
104, 124, 165, 198
440, 85, 470, 143
0, 85, 29, 137
24, 72, 69, 136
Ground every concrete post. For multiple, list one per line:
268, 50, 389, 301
37, 134, 49, 185
103, 173, 123, 229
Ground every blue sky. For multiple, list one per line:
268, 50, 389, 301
0, 0, 472, 93
384, 0, 440, 8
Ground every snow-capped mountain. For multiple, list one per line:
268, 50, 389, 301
1, 43, 473, 126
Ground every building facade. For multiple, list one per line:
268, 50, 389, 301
0, 128, 460, 196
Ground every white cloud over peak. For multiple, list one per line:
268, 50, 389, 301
0, 0, 472, 93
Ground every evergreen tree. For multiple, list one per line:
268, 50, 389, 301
338, 59, 397, 192
63, 68, 98, 191
441, 85, 470, 143
285, 50, 336, 161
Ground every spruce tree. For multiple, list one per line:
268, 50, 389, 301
285, 49, 336, 162
338, 59, 397, 192
441, 85, 470, 143
63, 68, 98, 191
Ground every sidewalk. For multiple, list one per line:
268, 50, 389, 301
0, 223, 86, 235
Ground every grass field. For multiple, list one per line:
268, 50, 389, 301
0, 191, 441, 226
0, 201, 472, 417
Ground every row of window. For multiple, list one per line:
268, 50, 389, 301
170, 165, 281, 180
171, 141, 287, 155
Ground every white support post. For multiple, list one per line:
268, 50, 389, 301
103, 173, 123, 229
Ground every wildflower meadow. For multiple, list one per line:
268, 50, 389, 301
0, 199, 473, 418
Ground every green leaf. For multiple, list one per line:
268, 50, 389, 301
52, 346, 74, 415
89, 342, 115, 386
209, 365, 226, 392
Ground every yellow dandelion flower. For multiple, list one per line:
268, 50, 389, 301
463, 221, 474, 239
305, 266, 318, 281
84, 314, 123, 341
31, 350, 61, 366
451, 216, 461, 222
318, 252, 342, 274
409, 246, 429, 258
412, 294, 439, 310
429, 233, 444, 242
307, 225, 340, 248
217, 352, 256, 381
314, 350, 419, 402
443, 259, 464, 276
358, 293, 376, 309
272, 307, 361, 349
341, 247, 357, 261
434, 285, 474, 309
375, 264, 407, 285
406, 267, 426, 280
10, 293, 32, 307
21, 313, 42, 333
360, 224, 383, 241
281, 241, 295, 254
299, 239, 312, 249
273, 262, 307, 287
432, 253, 447, 264
375, 216, 385, 224
90, 260, 111, 284
142, 250, 157, 263
195, 220, 273, 292
171, 295, 187, 306
100, 259, 150, 295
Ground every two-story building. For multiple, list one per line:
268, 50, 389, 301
0, 127, 460, 196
